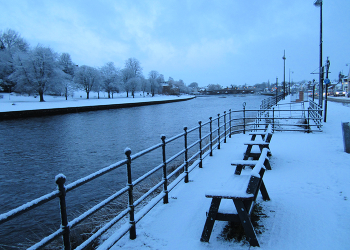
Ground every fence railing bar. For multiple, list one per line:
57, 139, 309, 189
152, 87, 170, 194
133, 180, 164, 208
65, 159, 127, 193
133, 163, 164, 187
83, 208, 131, 250
27, 228, 64, 250
130, 143, 163, 161
167, 162, 186, 180
165, 132, 185, 144
165, 149, 186, 165
188, 151, 200, 163
0, 190, 60, 225
69, 186, 129, 229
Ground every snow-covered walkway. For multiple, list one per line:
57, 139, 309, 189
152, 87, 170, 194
108, 100, 350, 250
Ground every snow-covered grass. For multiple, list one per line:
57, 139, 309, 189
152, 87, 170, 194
0, 91, 192, 112
104, 97, 350, 250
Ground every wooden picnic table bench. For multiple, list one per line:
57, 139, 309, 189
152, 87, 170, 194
249, 124, 272, 141
244, 128, 273, 160
200, 153, 270, 247
232, 148, 271, 175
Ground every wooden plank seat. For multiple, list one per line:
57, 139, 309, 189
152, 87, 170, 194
232, 148, 271, 175
200, 159, 270, 247
249, 124, 272, 141
244, 129, 273, 160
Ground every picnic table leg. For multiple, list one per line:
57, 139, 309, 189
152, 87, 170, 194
233, 200, 260, 247
200, 198, 221, 242
264, 158, 272, 170
259, 181, 270, 201
234, 164, 244, 175
243, 145, 253, 160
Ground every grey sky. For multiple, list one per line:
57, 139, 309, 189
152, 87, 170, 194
1, 0, 349, 87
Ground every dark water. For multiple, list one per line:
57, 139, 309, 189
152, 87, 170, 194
0, 95, 265, 247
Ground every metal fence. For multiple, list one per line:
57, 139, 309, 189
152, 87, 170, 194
0, 96, 323, 249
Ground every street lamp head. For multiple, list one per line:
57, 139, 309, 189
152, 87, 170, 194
314, 0, 322, 6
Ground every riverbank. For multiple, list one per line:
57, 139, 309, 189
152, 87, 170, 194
104, 97, 350, 250
0, 92, 195, 119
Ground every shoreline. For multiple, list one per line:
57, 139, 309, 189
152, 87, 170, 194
0, 95, 195, 120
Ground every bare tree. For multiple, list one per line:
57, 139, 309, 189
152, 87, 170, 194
9, 45, 64, 102
74, 65, 100, 99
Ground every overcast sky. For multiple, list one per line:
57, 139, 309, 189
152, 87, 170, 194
1, 0, 349, 87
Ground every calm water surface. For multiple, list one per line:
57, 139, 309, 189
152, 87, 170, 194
0, 95, 265, 247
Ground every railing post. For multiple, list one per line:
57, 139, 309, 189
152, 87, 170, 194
217, 114, 221, 149
198, 121, 203, 168
223, 111, 227, 143
229, 109, 232, 138
161, 135, 169, 203
272, 107, 275, 132
184, 127, 189, 183
125, 148, 136, 239
307, 107, 311, 133
243, 102, 246, 134
55, 174, 71, 250
209, 117, 213, 156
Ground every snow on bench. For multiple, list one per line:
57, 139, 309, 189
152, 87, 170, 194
243, 127, 273, 160
232, 147, 271, 175
249, 124, 272, 141
200, 155, 270, 247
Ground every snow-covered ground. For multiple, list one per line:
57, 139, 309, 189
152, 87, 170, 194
1, 92, 349, 249
0, 91, 193, 112
101, 97, 350, 250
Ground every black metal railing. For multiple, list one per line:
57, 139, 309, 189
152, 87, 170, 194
260, 93, 285, 110
0, 98, 323, 249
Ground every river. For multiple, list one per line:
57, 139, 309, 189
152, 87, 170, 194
0, 94, 265, 248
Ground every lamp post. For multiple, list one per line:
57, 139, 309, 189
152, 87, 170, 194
282, 50, 286, 98
289, 69, 294, 95
314, 0, 323, 107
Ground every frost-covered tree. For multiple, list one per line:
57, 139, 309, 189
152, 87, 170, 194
122, 58, 143, 97
148, 70, 159, 96
0, 29, 29, 92
74, 65, 100, 99
174, 79, 189, 94
9, 45, 64, 102
121, 67, 133, 97
189, 82, 198, 89
58, 52, 75, 100
139, 75, 150, 96
156, 74, 165, 94
207, 84, 222, 91
124, 57, 142, 78
100, 62, 119, 98
128, 77, 140, 98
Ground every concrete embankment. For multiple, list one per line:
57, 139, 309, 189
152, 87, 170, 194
0, 96, 195, 120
